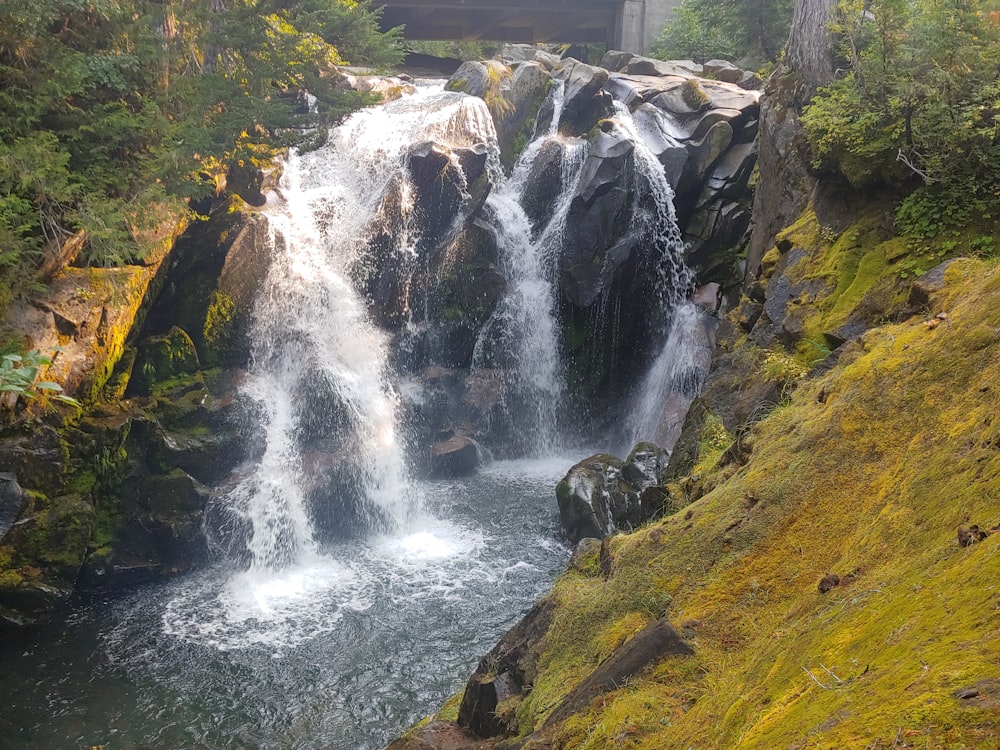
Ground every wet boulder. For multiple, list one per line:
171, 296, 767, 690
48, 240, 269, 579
408, 141, 468, 244
519, 138, 569, 233
0, 473, 26, 540
631, 104, 689, 190
361, 140, 495, 330
556, 453, 624, 543
560, 126, 636, 308
429, 433, 481, 479
550, 59, 612, 136
556, 444, 672, 543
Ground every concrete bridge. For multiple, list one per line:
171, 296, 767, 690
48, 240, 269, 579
379, 0, 679, 55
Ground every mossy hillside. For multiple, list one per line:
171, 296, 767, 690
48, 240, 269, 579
510, 257, 1000, 748
767, 204, 1000, 366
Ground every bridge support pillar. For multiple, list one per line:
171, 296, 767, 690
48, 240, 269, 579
613, 0, 679, 54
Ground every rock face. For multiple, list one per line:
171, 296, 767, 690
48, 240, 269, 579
0, 193, 262, 626
542, 618, 693, 728
458, 596, 556, 738
556, 443, 670, 543
423, 52, 760, 440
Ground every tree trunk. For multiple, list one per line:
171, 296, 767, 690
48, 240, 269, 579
744, 0, 838, 285
786, 0, 838, 93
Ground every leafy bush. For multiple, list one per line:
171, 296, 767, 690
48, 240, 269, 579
802, 0, 1000, 237
0, 349, 79, 410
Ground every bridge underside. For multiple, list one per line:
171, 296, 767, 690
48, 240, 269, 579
379, 0, 619, 44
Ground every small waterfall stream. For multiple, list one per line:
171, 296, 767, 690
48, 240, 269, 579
472, 81, 591, 454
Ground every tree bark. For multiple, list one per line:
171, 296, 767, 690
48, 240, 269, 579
786, 0, 838, 93
744, 0, 838, 284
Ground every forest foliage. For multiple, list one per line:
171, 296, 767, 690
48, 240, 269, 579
801, 0, 1000, 240
656, 0, 999, 243
651, 0, 794, 67
0, 0, 402, 314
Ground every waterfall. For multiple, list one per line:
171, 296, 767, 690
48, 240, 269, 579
607, 101, 711, 450
227, 85, 499, 569
471, 82, 589, 454
629, 302, 715, 447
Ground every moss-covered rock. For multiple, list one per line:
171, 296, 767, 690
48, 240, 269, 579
0, 491, 95, 626
130, 326, 200, 396
404, 205, 1000, 749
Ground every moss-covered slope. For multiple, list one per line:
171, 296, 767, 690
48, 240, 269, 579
525, 256, 1000, 749
395, 211, 1000, 748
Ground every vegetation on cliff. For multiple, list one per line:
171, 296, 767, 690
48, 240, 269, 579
0, 0, 402, 318
802, 0, 1000, 238
399, 202, 1000, 749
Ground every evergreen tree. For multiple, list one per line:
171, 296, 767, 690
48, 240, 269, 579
801, 0, 1000, 235
0, 0, 402, 313
651, 0, 794, 67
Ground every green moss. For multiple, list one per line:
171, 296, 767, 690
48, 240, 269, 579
498, 256, 1000, 748
435, 692, 463, 723
13, 493, 95, 572
202, 290, 237, 366
681, 79, 710, 110
132, 326, 200, 396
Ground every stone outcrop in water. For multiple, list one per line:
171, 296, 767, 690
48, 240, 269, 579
556, 443, 671, 543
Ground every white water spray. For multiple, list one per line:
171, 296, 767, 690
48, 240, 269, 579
228, 87, 500, 570
472, 83, 590, 454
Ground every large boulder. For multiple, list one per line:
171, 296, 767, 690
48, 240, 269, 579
549, 59, 612, 136
555, 444, 670, 543
560, 126, 636, 308
495, 61, 553, 168
429, 433, 481, 478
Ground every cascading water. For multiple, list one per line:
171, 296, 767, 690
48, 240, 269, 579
225, 86, 502, 569
472, 82, 591, 454
589, 101, 717, 449
0, 75, 721, 750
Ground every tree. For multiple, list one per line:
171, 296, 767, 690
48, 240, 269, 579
651, 0, 794, 67
801, 0, 1000, 234
0, 0, 403, 315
